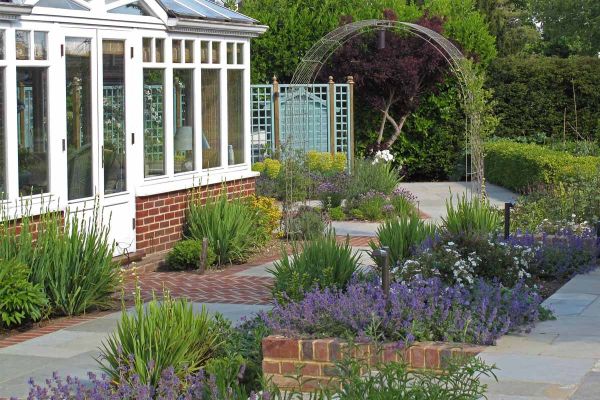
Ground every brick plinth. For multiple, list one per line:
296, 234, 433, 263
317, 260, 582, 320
135, 177, 256, 255
262, 335, 486, 391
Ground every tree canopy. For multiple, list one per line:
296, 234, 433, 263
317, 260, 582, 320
321, 13, 451, 152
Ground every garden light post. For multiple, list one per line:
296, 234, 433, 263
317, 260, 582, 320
372, 246, 391, 301
504, 202, 514, 239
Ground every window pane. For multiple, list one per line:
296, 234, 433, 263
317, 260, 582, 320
0, 30, 5, 60
16, 31, 30, 60
227, 70, 244, 165
155, 39, 164, 63
109, 1, 151, 15
173, 69, 194, 173
0, 68, 5, 198
226, 43, 234, 64
144, 69, 165, 177
185, 40, 193, 63
236, 43, 243, 64
201, 69, 220, 169
200, 41, 209, 63
143, 37, 152, 62
17, 67, 49, 195
66, 38, 93, 200
103, 40, 126, 194
172, 39, 181, 63
34, 32, 47, 60
211, 42, 220, 64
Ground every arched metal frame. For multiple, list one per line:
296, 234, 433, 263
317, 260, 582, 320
288, 19, 484, 194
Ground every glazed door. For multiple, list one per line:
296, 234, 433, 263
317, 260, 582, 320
97, 30, 137, 255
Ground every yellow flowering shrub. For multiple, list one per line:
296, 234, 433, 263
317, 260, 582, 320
306, 151, 347, 174
263, 158, 282, 179
249, 195, 282, 239
252, 161, 265, 173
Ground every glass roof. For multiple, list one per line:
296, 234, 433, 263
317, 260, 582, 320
157, 0, 256, 23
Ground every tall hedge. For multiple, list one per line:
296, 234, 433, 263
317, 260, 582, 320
486, 56, 600, 141
485, 141, 600, 192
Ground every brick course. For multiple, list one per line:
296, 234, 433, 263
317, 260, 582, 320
262, 335, 486, 391
135, 177, 256, 255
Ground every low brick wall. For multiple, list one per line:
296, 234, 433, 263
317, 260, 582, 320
135, 177, 256, 255
262, 335, 486, 391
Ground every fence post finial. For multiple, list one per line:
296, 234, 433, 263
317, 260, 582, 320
272, 75, 278, 85
328, 76, 334, 84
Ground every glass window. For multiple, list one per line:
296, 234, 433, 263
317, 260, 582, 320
103, 40, 127, 194
143, 37, 152, 62
66, 37, 93, 200
16, 31, 30, 60
155, 39, 164, 63
34, 32, 47, 61
185, 40, 193, 63
143, 69, 165, 177
36, 0, 88, 10
0, 30, 5, 60
227, 70, 244, 165
236, 43, 244, 65
173, 69, 194, 173
211, 42, 220, 64
202, 70, 221, 169
0, 68, 5, 198
17, 67, 49, 195
172, 39, 181, 63
226, 43, 234, 64
200, 41, 209, 63
109, 1, 152, 15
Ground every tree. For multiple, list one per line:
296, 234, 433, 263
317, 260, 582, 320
476, 0, 540, 56
530, 0, 600, 57
240, 0, 421, 83
322, 12, 451, 152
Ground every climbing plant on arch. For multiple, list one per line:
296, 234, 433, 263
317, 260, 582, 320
289, 19, 496, 195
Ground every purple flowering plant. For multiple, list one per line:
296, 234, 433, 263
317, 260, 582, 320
263, 277, 542, 346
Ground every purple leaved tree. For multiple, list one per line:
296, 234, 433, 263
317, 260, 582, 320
323, 10, 451, 154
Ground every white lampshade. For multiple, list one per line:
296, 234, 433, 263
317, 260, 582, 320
174, 126, 193, 152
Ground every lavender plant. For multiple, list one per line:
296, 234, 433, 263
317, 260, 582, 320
264, 277, 542, 346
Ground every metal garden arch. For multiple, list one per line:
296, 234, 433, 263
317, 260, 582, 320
289, 19, 485, 194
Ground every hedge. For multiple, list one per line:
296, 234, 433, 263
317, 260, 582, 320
485, 141, 600, 192
486, 56, 600, 141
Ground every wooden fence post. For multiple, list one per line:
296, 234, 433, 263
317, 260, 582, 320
328, 76, 336, 156
272, 76, 281, 152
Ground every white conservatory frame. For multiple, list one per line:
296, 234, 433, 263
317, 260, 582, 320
0, 0, 267, 254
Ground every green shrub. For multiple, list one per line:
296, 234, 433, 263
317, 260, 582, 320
487, 56, 600, 141
485, 140, 600, 192
99, 287, 223, 386
328, 206, 346, 221
349, 192, 388, 221
269, 232, 360, 302
166, 240, 216, 271
284, 206, 325, 240
1, 204, 119, 317
370, 214, 436, 267
346, 158, 400, 199
511, 176, 600, 234
187, 192, 260, 265
0, 260, 47, 328
442, 193, 501, 238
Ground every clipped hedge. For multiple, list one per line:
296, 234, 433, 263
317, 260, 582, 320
485, 141, 600, 192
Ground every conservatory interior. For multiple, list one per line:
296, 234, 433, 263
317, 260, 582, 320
0, 0, 267, 255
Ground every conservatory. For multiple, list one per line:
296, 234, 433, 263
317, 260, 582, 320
0, 0, 266, 255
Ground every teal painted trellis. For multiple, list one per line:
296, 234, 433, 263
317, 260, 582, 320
250, 79, 353, 165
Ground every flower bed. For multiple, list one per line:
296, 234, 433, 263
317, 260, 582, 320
262, 336, 486, 391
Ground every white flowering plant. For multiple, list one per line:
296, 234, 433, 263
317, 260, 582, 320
372, 149, 395, 164
392, 235, 538, 288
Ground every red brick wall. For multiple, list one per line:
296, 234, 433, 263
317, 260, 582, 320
135, 177, 256, 255
262, 335, 486, 391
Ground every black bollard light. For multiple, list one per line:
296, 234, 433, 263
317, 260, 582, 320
372, 246, 390, 300
504, 202, 514, 239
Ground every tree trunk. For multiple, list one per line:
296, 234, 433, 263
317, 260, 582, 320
382, 113, 409, 149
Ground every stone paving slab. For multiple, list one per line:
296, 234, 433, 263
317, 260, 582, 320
543, 293, 598, 316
